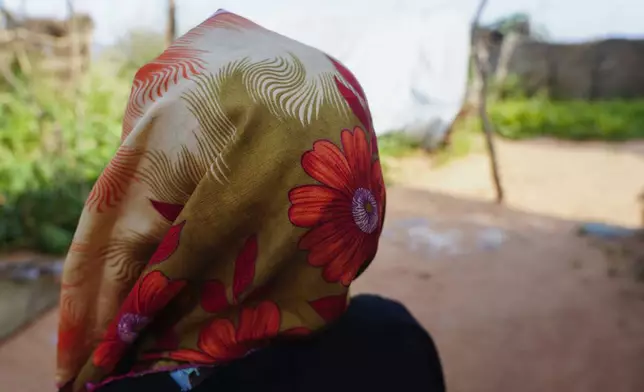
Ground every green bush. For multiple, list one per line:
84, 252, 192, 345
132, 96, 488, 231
377, 133, 421, 157
490, 98, 644, 141
0, 67, 128, 253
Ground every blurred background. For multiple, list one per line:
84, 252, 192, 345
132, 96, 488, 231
1, 1, 644, 391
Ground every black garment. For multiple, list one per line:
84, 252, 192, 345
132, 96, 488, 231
99, 294, 445, 392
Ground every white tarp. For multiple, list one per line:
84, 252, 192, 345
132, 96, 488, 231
5, 0, 474, 147
240, 3, 473, 147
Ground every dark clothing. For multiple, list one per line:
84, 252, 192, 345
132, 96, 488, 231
99, 295, 445, 392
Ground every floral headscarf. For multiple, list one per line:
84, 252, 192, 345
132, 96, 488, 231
57, 9, 386, 392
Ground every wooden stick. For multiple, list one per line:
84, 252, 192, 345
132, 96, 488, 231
166, 0, 176, 48
472, 0, 504, 203
67, 0, 81, 82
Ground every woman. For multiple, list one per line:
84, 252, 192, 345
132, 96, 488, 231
57, 9, 445, 392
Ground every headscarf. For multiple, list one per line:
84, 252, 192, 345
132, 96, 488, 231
57, 10, 386, 391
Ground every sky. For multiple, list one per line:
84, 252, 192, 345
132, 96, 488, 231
3, 0, 643, 45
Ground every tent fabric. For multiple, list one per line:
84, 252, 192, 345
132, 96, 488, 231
251, 5, 473, 147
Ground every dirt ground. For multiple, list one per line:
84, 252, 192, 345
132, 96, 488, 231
2, 138, 644, 392
387, 138, 644, 227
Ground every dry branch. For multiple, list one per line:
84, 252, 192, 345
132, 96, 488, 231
472, 0, 504, 203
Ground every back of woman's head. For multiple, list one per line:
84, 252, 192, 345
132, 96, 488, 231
56, 10, 386, 391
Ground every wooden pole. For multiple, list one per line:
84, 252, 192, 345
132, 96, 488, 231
165, 0, 176, 48
472, 0, 504, 203
66, 0, 81, 82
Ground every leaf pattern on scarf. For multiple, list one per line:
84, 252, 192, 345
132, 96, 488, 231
85, 146, 143, 213
122, 47, 208, 141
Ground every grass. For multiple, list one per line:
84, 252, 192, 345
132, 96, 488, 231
377, 133, 422, 158
376, 117, 481, 183
377, 117, 480, 162
489, 98, 644, 141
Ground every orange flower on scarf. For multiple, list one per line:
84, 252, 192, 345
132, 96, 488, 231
166, 301, 281, 363
93, 271, 187, 369
289, 126, 385, 286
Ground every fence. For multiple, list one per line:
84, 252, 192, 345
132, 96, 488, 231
0, 10, 93, 85
491, 32, 644, 100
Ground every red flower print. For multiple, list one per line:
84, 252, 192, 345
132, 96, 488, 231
166, 301, 281, 364
309, 294, 348, 322
150, 199, 184, 222
200, 235, 258, 312
149, 221, 185, 266
328, 56, 367, 104
93, 271, 187, 369
328, 55, 380, 155
232, 235, 258, 301
201, 280, 227, 313
289, 126, 386, 285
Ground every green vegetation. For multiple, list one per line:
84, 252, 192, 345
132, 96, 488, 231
377, 117, 480, 184
490, 98, 644, 141
377, 133, 421, 158
0, 67, 129, 253
377, 115, 480, 163
0, 30, 163, 254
